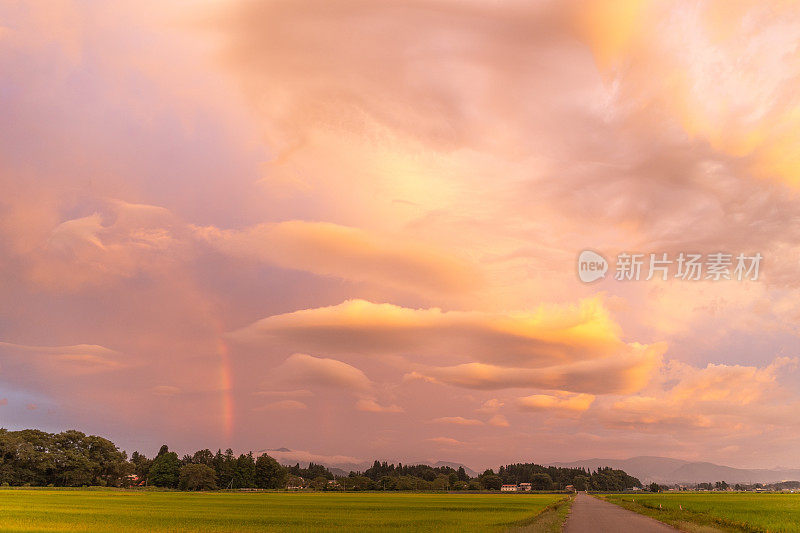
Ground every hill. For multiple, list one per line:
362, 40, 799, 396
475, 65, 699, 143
551, 456, 800, 484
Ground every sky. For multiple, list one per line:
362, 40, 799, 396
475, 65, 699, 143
1, 0, 800, 471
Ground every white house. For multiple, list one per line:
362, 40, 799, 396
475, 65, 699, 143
501, 484, 518, 492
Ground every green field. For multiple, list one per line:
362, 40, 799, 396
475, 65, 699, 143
0, 489, 568, 532
601, 492, 800, 533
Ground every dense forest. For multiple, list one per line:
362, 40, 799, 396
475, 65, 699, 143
0, 429, 641, 491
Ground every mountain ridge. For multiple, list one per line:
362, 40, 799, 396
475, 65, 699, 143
551, 456, 800, 484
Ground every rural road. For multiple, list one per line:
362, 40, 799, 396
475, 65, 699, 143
563, 492, 677, 533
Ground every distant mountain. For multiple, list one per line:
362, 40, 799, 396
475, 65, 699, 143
429, 461, 478, 478
551, 456, 800, 484
258, 448, 477, 477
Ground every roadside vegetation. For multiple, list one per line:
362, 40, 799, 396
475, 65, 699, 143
600, 492, 800, 533
507, 494, 574, 533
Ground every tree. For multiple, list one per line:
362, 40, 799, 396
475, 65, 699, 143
82, 434, 129, 486
479, 470, 502, 490
574, 475, 590, 491
149, 449, 181, 488
179, 464, 217, 490
130, 451, 152, 483
192, 449, 214, 466
531, 473, 553, 490
233, 452, 256, 488
255, 453, 288, 489
311, 476, 329, 490
431, 474, 449, 490
649, 482, 660, 493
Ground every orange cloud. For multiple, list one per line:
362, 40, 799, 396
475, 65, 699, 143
431, 416, 484, 426
231, 297, 637, 369
355, 398, 404, 413
194, 221, 482, 295
601, 357, 797, 431
577, 0, 800, 187
517, 392, 595, 413
427, 437, 462, 446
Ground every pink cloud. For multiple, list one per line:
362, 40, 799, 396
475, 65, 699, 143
487, 414, 509, 427
272, 353, 372, 391
0, 0, 799, 470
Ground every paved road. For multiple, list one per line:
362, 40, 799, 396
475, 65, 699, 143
564, 492, 677, 533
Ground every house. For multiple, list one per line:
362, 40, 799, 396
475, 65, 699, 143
518, 483, 532, 492
564, 485, 575, 493
501, 484, 518, 492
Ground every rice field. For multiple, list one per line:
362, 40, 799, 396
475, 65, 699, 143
0, 489, 567, 532
601, 492, 800, 532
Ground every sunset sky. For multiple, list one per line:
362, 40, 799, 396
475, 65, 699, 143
2, 0, 800, 471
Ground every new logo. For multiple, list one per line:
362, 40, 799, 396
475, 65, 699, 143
577, 250, 608, 283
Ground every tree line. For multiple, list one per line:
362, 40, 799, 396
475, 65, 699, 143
497, 463, 641, 491
0, 429, 641, 491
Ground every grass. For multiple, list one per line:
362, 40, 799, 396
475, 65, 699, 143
600, 492, 800, 533
0, 489, 568, 532
508, 494, 574, 533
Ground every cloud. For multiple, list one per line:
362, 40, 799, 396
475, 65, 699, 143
355, 398, 404, 413
576, 1, 800, 187
427, 437, 462, 446
476, 398, 504, 413
3, 0, 800, 469
231, 297, 648, 369
600, 357, 797, 431
272, 353, 372, 391
517, 392, 595, 413
0, 341, 125, 376
15, 199, 185, 292
407, 341, 664, 394
488, 414, 509, 427
430, 416, 484, 426
236, 298, 666, 396
194, 221, 482, 295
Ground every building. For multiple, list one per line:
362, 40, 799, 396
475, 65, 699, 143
501, 484, 518, 492
518, 483, 532, 492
